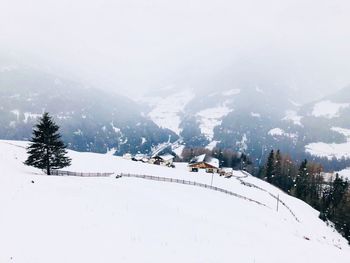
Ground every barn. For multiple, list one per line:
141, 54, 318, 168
188, 154, 220, 173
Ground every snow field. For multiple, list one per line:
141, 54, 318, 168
0, 140, 350, 263
305, 127, 350, 160
312, 100, 349, 119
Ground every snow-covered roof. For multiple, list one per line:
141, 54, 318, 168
158, 154, 175, 161
189, 154, 219, 168
206, 157, 219, 168
190, 154, 206, 163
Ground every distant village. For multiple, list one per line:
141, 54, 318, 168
122, 152, 235, 178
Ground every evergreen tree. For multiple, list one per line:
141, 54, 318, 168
320, 174, 349, 235
294, 159, 309, 200
307, 162, 324, 208
332, 174, 349, 208
273, 149, 282, 186
24, 112, 71, 175
265, 150, 275, 183
284, 159, 296, 193
274, 150, 282, 176
240, 153, 253, 173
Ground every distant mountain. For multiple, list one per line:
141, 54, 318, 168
0, 64, 177, 154
140, 81, 299, 160
141, 82, 350, 170
2, 59, 350, 171
295, 86, 350, 165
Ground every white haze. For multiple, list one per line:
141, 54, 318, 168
1, 0, 350, 102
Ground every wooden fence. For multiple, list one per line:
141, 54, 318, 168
118, 173, 266, 207
49, 169, 299, 222
238, 171, 300, 222
50, 170, 114, 177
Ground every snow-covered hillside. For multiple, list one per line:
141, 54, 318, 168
0, 65, 178, 155
1, 140, 350, 263
140, 90, 194, 135
338, 168, 350, 181
311, 100, 350, 119
196, 104, 232, 140
305, 127, 350, 160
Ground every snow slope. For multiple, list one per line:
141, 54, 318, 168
1, 140, 350, 263
142, 90, 194, 135
312, 100, 350, 119
305, 127, 350, 160
338, 168, 350, 180
196, 104, 232, 140
282, 110, 303, 126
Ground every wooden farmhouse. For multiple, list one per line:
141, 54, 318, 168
150, 153, 175, 167
188, 154, 220, 173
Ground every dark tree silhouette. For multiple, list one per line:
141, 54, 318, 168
294, 159, 309, 199
265, 150, 275, 183
24, 112, 71, 175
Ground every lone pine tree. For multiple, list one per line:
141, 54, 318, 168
24, 112, 71, 175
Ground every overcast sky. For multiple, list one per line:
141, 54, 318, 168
1, 0, 350, 101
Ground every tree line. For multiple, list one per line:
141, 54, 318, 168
259, 149, 350, 243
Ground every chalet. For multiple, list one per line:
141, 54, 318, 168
150, 153, 175, 167
188, 154, 219, 173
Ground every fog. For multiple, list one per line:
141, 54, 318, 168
1, 0, 350, 101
